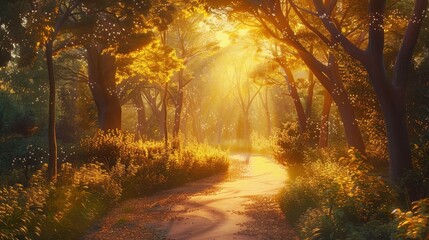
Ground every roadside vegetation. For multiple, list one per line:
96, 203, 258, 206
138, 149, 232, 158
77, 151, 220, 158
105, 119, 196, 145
0, 130, 229, 239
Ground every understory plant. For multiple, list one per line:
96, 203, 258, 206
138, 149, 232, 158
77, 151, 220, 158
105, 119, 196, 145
0, 130, 229, 239
278, 148, 396, 239
272, 122, 309, 166
392, 198, 429, 239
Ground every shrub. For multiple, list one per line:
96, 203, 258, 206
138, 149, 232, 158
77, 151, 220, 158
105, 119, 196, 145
403, 141, 429, 200
0, 184, 44, 240
278, 148, 396, 239
0, 130, 230, 239
0, 167, 49, 240
272, 122, 308, 166
11, 144, 47, 181
278, 178, 319, 224
10, 111, 38, 137
122, 143, 229, 197
80, 130, 145, 168
392, 198, 429, 239
41, 162, 123, 239
250, 131, 274, 154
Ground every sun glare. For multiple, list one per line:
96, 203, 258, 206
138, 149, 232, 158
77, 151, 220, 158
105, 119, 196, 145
215, 31, 231, 47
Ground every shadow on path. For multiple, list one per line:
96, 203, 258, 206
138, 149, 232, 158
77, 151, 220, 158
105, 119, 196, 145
84, 154, 298, 240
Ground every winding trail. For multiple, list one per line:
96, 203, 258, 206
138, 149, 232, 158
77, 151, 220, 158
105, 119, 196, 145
84, 154, 298, 240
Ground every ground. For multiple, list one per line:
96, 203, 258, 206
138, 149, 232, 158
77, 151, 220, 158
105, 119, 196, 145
84, 154, 299, 240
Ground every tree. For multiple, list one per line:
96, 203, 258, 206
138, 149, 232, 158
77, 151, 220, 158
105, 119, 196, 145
164, 8, 220, 141
0, 0, 69, 180
203, 0, 366, 153
3, 0, 176, 180
227, 54, 263, 150
82, 1, 175, 131
33, 0, 118, 180
116, 40, 182, 141
295, 0, 428, 185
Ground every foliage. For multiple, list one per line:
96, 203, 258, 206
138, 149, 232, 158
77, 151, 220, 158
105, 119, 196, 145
278, 148, 396, 239
272, 122, 308, 166
250, 131, 274, 154
392, 198, 429, 239
404, 142, 429, 201
338, 54, 388, 161
278, 177, 319, 225
0, 137, 47, 181
117, 41, 183, 84
80, 130, 141, 169
0, 53, 49, 135
57, 82, 97, 143
0, 131, 229, 239
10, 111, 38, 137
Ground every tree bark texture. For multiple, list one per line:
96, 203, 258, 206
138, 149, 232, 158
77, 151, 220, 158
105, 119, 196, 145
86, 45, 121, 131
46, 41, 58, 181
366, 63, 413, 185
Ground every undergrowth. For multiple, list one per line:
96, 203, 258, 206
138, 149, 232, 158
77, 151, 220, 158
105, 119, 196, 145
278, 147, 429, 239
0, 130, 229, 240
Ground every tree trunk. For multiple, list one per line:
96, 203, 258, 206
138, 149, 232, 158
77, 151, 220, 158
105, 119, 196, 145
243, 110, 251, 152
192, 114, 203, 143
319, 90, 332, 148
365, 0, 427, 188
133, 93, 146, 140
295, 49, 366, 153
367, 65, 412, 185
331, 84, 366, 153
46, 41, 57, 181
328, 55, 366, 153
143, 89, 164, 140
305, 72, 315, 119
284, 67, 307, 133
163, 82, 169, 148
383, 98, 412, 185
264, 90, 272, 136
259, 88, 272, 136
86, 45, 121, 131
173, 71, 185, 139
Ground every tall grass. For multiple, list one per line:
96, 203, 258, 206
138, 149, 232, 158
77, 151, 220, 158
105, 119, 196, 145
0, 130, 229, 240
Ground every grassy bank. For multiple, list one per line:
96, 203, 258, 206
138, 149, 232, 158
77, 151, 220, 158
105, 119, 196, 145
277, 148, 429, 239
0, 130, 229, 240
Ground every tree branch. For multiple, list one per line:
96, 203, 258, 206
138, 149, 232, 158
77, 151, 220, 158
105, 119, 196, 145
289, 0, 332, 46
312, 0, 367, 63
393, 0, 428, 95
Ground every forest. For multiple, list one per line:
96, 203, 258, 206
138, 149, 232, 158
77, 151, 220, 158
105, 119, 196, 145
0, 0, 428, 239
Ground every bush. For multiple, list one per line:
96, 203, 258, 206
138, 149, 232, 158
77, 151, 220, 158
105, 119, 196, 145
392, 198, 429, 239
10, 111, 38, 137
0, 131, 230, 239
250, 131, 274, 154
403, 141, 429, 200
122, 143, 229, 197
278, 178, 319, 224
0, 183, 45, 240
80, 130, 147, 168
278, 148, 396, 239
272, 122, 308, 166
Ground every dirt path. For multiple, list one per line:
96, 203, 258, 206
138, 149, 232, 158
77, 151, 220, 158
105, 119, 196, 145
84, 154, 298, 240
